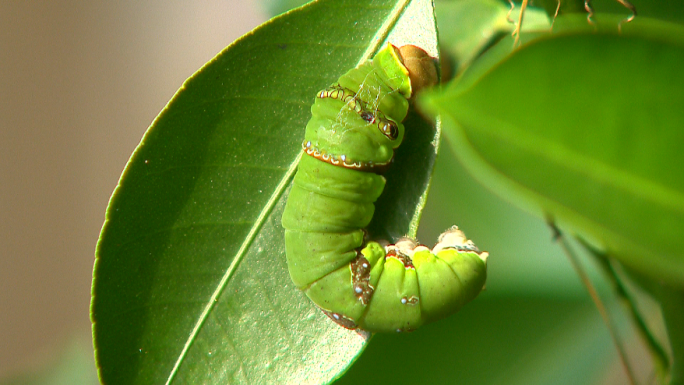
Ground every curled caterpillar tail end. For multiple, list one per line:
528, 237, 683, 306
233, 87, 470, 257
351, 227, 488, 333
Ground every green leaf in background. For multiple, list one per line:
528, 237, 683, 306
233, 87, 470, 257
423, 17, 684, 288
91, 0, 439, 384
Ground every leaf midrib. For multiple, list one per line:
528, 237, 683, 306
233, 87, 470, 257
163, 152, 301, 384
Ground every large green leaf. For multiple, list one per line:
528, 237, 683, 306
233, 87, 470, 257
91, 0, 439, 384
423, 17, 684, 288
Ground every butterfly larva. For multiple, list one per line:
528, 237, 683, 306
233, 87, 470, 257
282, 43, 488, 333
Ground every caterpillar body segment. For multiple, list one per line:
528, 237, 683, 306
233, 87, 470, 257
282, 43, 488, 333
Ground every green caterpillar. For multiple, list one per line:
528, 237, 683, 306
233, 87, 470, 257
282, 43, 488, 333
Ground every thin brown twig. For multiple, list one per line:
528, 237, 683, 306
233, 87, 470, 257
550, 0, 561, 31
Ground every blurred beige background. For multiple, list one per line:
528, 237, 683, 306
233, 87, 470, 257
0, 1, 265, 379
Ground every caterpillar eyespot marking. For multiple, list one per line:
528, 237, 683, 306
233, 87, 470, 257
282, 43, 487, 333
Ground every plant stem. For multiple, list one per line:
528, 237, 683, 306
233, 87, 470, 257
548, 222, 637, 385
660, 285, 684, 385
585, 246, 670, 382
